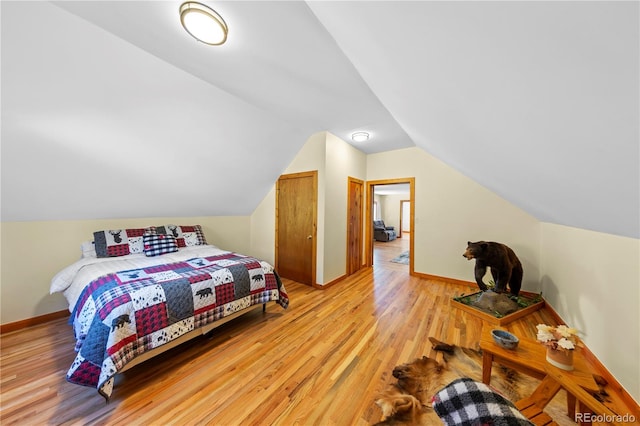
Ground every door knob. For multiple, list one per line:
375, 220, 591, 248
307, 235, 312, 239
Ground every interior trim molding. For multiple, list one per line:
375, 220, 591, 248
413, 272, 477, 289
1, 310, 69, 334
313, 272, 348, 289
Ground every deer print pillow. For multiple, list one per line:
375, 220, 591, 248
93, 227, 156, 257
155, 225, 207, 248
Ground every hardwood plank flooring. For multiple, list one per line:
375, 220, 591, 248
0, 255, 564, 425
373, 234, 409, 271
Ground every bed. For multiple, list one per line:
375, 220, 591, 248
50, 225, 289, 399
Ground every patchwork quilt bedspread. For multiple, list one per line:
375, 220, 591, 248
66, 251, 289, 399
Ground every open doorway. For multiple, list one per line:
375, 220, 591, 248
366, 178, 415, 273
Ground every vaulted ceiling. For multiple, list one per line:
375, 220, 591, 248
2, 1, 638, 238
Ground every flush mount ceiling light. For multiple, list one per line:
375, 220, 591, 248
179, 2, 228, 46
351, 132, 370, 142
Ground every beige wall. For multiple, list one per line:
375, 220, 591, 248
249, 131, 366, 285
0, 216, 250, 323
323, 133, 367, 283
366, 147, 639, 400
373, 194, 382, 220
250, 186, 277, 266
367, 147, 541, 290
376, 193, 409, 233
250, 132, 326, 283
2, 138, 637, 401
541, 223, 640, 400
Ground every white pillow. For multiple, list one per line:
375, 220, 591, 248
81, 241, 97, 258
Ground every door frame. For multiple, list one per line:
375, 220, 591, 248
275, 170, 318, 286
365, 178, 415, 274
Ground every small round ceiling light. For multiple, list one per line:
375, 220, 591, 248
180, 2, 228, 46
351, 132, 370, 142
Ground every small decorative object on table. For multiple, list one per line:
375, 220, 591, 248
491, 329, 519, 350
536, 324, 578, 371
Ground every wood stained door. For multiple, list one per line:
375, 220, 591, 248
276, 171, 317, 286
347, 177, 363, 275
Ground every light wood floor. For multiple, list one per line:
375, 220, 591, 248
1, 251, 563, 425
373, 233, 410, 272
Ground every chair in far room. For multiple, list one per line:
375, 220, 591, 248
373, 220, 397, 242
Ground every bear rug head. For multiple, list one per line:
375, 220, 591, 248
373, 338, 568, 425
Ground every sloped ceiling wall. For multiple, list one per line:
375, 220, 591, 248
1, 1, 375, 221
1, 1, 638, 238
309, 1, 639, 239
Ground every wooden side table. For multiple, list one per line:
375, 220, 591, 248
479, 325, 601, 423
479, 325, 548, 385
480, 325, 639, 425
544, 365, 621, 424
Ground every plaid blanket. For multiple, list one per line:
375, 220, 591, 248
67, 252, 289, 399
432, 378, 534, 426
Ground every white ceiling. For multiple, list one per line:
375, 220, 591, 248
374, 184, 410, 196
1, 1, 638, 238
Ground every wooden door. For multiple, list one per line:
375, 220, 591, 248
347, 177, 364, 275
276, 171, 317, 286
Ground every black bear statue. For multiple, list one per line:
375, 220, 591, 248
463, 241, 523, 297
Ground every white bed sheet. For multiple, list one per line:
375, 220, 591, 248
50, 245, 232, 311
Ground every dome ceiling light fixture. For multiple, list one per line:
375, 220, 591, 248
179, 2, 228, 46
351, 132, 370, 142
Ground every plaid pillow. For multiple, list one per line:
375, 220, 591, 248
93, 227, 156, 258
432, 378, 534, 426
155, 224, 207, 248
143, 233, 178, 257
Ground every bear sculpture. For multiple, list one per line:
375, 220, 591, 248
463, 241, 523, 296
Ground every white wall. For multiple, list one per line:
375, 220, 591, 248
0, 216, 251, 323
367, 147, 541, 290
541, 223, 640, 400
2, 2, 308, 223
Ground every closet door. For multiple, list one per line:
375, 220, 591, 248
347, 177, 363, 275
276, 171, 317, 286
